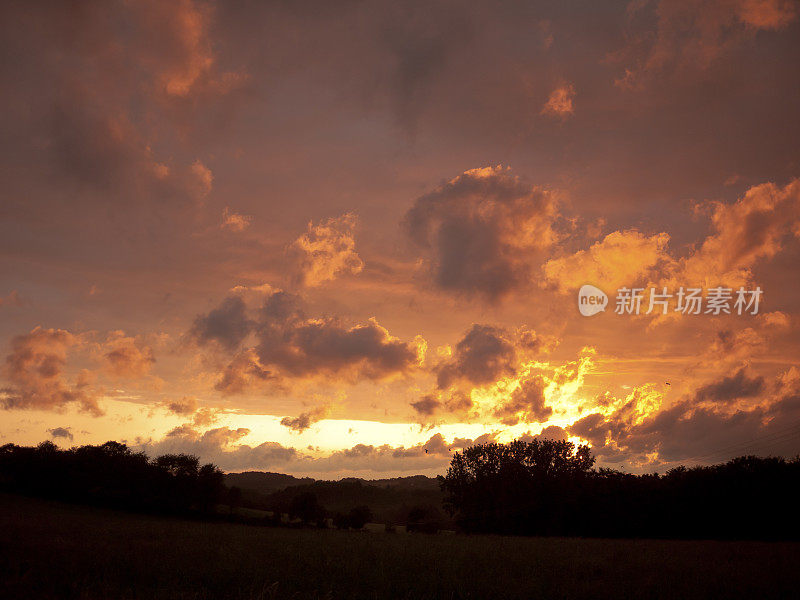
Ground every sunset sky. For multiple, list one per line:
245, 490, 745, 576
2, 0, 800, 478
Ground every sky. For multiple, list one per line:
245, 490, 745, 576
2, 0, 800, 478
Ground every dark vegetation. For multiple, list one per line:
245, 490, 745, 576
0, 441, 432, 531
250, 476, 448, 529
3, 439, 800, 598
2, 439, 800, 541
224, 471, 314, 496
0, 441, 224, 515
441, 439, 800, 540
3, 493, 800, 600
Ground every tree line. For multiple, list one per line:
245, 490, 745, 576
0, 441, 225, 515
4, 438, 799, 540
0, 441, 379, 530
440, 439, 800, 540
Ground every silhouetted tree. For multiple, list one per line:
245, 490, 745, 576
332, 511, 350, 529
442, 439, 594, 535
289, 492, 325, 525
0, 441, 226, 517
347, 505, 372, 529
406, 505, 442, 534
226, 485, 243, 515
441, 440, 800, 540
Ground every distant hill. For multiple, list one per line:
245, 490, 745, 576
224, 471, 314, 496
224, 471, 449, 526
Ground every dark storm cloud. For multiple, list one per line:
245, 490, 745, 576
256, 318, 419, 380
694, 366, 766, 404
436, 324, 517, 389
191, 289, 423, 388
190, 296, 252, 351
403, 166, 560, 301
411, 390, 474, 419
410, 395, 440, 416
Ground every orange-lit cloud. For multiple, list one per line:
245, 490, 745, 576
221, 207, 252, 232
289, 213, 364, 287
544, 230, 671, 292
674, 179, 800, 287
1, 0, 799, 477
1, 328, 101, 415
614, 0, 798, 89
100, 331, 156, 379
541, 83, 575, 118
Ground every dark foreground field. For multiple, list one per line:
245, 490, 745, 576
1, 494, 799, 600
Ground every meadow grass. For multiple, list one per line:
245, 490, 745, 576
1, 493, 798, 599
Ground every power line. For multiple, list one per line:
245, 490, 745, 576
685, 419, 800, 464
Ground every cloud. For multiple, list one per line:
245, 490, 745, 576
138, 428, 500, 474
434, 324, 555, 391
404, 166, 560, 301
675, 179, 800, 287
1, 327, 101, 415
568, 367, 800, 466
544, 179, 800, 295
189, 295, 252, 351
540, 83, 575, 119
615, 0, 798, 89
544, 230, 671, 293
535, 425, 568, 441
158, 401, 220, 426
48, 426, 74, 442
435, 324, 517, 389
0, 0, 242, 258
255, 307, 425, 382
166, 396, 199, 416
191, 288, 424, 389
738, 0, 798, 29
280, 405, 330, 433
493, 373, 552, 425
760, 311, 791, 329
289, 213, 364, 287
221, 207, 252, 232
100, 331, 155, 378
420, 324, 561, 422
411, 390, 475, 420
131, 0, 245, 98
0, 290, 24, 307
706, 328, 766, 363
214, 349, 275, 394
190, 160, 213, 196
694, 366, 766, 404
411, 395, 441, 416
191, 407, 221, 427
257, 317, 422, 381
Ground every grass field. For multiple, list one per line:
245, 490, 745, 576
1, 494, 799, 599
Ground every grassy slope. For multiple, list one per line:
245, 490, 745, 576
1, 493, 799, 600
